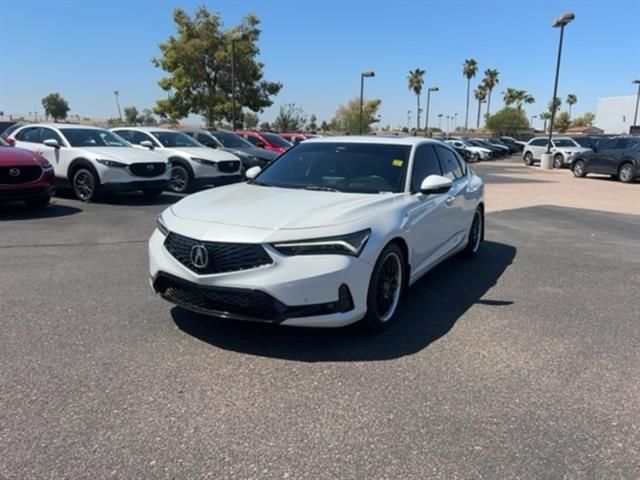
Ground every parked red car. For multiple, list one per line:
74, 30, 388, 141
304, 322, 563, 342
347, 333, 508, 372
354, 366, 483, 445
0, 137, 55, 207
279, 133, 312, 145
235, 130, 292, 154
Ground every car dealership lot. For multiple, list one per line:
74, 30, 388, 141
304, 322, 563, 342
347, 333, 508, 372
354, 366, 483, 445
1, 157, 639, 479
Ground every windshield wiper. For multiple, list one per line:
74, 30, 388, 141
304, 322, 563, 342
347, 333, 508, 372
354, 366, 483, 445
303, 185, 341, 192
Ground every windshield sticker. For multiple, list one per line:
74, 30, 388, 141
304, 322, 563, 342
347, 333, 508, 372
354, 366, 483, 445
392, 159, 404, 167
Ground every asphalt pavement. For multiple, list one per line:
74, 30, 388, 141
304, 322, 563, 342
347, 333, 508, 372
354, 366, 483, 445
1, 160, 638, 479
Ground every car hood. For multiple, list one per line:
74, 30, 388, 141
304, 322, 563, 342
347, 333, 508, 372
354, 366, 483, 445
171, 182, 400, 230
162, 146, 240, 162
0, 147, 45, 166
78, 147, 166, 164
467, 146, 490, 153
558, 147, 591, 153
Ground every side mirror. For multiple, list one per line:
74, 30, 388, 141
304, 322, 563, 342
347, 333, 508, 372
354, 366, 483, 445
245, 166, 262, 180
140, 140, 154, 149
6, 137, 16, 147
43, 139, 60, 149
419, 175, 452, 195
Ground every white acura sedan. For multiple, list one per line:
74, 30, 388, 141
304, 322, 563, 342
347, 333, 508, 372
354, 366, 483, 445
149, 137, 484, 329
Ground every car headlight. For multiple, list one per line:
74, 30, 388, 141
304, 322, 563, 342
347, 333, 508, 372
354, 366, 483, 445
272, 229, 371, 257
157, 213, 169, 236
564, 151, 573, 155
191, 157, 217, 166
97, 159, 127, 168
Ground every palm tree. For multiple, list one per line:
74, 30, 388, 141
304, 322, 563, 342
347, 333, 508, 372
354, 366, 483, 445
503, 88, 535, 111
407, 68, 426, 134
566, 94, 577, 118
474, 84, 487, 129
548, 97, 562, 115
540, 111, 552, 133
482, 68, 499, 116
462, 58, 478, 131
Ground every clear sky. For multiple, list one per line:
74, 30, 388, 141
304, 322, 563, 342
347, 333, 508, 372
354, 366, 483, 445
1, 0, 638, 130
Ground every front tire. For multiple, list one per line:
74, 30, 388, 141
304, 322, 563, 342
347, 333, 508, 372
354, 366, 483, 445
169, 163, 192, 193
572, 160, 586, 178
463, 207, 484, 258
72, 167, 98, 202
618, 163, 635, 183
472, 152, 480, 163
553, 154, 564, 169
362, 244, 405, 331
524, 152, 534, 166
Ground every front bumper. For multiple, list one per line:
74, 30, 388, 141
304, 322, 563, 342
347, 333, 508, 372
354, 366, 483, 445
148, 229, 371, 327
101, 179, 169, 192
0, 185, 54, 202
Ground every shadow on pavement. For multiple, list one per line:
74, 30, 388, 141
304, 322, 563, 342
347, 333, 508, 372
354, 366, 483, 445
100, 191, 184, 206
173, 240, 517, 362
0, 202, 82, 220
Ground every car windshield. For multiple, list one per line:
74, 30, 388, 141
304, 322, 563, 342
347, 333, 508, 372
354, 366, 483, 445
210, 131, 253, 148
151, 131, 200, 148
261, 133, 292, 148
553, 139, 577, 147
253, 142, 410, 194
60, 128, 129, 147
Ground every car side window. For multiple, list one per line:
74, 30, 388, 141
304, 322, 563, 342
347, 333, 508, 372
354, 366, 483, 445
245, 135, 261, 146
115, 130, 131, 142
452, 150, 467, 176
197, 133, 215, 147
130, 131, 154, 145
598, 139, 617, 150
15, 127, 42, 143
530, 139, 546, 147
411, 144, 442, 192
40, 128, 64, 145
615, 138, 631, 150
435, 146, 464, 181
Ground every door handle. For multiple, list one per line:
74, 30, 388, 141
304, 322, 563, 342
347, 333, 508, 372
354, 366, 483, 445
445, 196, 455, 205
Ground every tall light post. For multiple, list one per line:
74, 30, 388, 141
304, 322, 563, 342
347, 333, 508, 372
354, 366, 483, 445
438, 113, 443, 132
113, 90, 122, 123
359, 70, 375, 134
407, 110, 412, 131
453, 112, 459, 133
632, 79, 640, 129
424, 86, 439, 137
542, 11, 575, 169
231, 32, 247, 130
446, 115, 451, 135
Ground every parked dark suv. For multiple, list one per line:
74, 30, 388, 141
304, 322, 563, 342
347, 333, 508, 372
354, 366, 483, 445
570, 135, 608, 150
571, 136, 640, 183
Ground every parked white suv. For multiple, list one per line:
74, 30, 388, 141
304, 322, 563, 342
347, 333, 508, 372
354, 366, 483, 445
112, 127, 242, 193
523, 136, 590, 168
9, 124, 170, 201
445, 140, 492, 161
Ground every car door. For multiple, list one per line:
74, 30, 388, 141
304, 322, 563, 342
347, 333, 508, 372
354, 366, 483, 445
37, 127, 69, 178
404, 144, 454, 277
436, 145, 472, 241
530, 138, 547, 159
588, 138, 617, 173
12, 126, 43, 153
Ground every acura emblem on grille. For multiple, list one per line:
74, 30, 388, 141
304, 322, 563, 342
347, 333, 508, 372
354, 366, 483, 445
9, 168, 20, 177
191, 244, 209, 268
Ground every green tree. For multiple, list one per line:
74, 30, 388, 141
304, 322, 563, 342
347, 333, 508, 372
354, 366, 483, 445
503, 88, 535, 111
243, 111, 259, 129
272, 103, 306, 132
571, 112, 595, 127
138, 109, 158, 126
41, 93, 70, 121
485, 107, 530, 136
407, 67, 426, 132
307, 114, 318, 132
153, 7, 282, 126
474, 84, 487, 129
462, 59, 478, 130
548, 97, 562, 114
124, 106, 139, 125
566, 94, 577, 118
554, 111, 571, 132
320, 120, 330, 132
259, 121, 271, 131
482, 68, 499, 117
332, 97, 381, 134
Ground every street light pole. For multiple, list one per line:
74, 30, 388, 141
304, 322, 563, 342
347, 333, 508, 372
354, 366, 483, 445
632, 79, 640, 128
545, 12, 575, 162
453, 113, 458, 133
114, 90, 122, 123
424, 87, 439, 137
359, 70, 375, 134
407, 110, 412, 131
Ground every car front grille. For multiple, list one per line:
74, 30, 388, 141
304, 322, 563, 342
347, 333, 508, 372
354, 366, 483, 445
217, 160, 241, 173
164, 231, 273, 275
129, 163, 167, 177
0, 166, 42, 185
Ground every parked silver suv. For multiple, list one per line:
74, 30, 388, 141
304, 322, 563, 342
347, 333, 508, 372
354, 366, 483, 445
523, 136, 591, 168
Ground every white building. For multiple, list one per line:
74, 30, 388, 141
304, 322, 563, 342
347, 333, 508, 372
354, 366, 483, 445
595, 95, 639, 134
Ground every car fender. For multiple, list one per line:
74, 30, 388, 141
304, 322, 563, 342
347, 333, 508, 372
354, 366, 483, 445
68, 158, 101, 184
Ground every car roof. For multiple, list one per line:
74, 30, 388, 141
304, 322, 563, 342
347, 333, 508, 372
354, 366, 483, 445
302, 135, 442, 147
19, 123, 106, 130
113, 126, 177, 133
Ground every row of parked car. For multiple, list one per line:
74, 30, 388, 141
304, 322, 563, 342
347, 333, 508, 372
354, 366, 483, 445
441, 136, 525, 162
0, 123, 322, 206
521, 135, 640, 183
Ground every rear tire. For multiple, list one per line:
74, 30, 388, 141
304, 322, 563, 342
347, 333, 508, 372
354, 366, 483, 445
618, 163, 635, 183
463, 207, 484, 258
524, 152, 534, 166
25, 196, 50, 208
572, 160, 586, 178
72, 167, 98, 202
553, 154, 564, 169
362, 244, 405, 331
